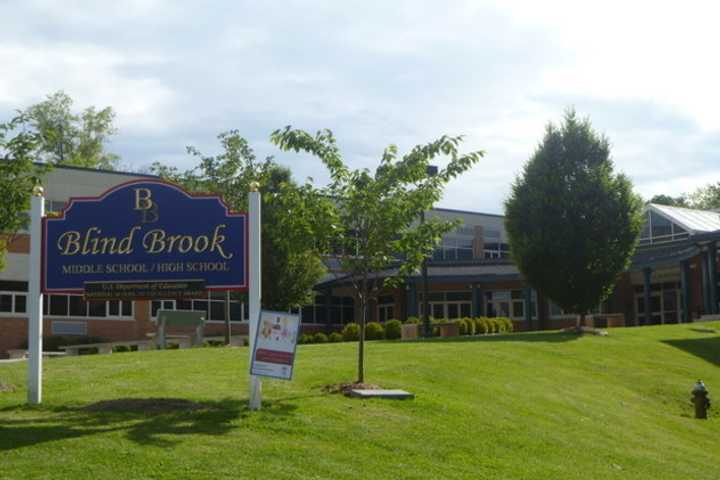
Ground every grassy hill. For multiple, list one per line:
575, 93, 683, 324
1, 323, 719, 479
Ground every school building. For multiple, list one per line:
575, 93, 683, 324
1, 165, 719, 357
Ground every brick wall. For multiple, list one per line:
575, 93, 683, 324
0, 317, 29, 357
4, 234, 30, 254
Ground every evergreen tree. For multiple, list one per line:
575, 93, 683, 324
505, 110, 643, 329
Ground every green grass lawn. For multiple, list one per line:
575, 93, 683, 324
1, 323, 720, 480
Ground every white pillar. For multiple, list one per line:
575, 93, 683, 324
248, 187, 262, 410
27, 187, 45, 405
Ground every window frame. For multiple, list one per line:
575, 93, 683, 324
0, 291, 28, 315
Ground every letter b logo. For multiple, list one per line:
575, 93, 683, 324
134, 188, 153, 211
134, 188, 159, 224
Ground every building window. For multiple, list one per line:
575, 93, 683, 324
302, 295, 354, 324
44, 294, 133, 319
418, 291, 472, 320
0, 292, 27, 314
377, 295, 394, 322
44, 199, 68, 213
485, 290, 534, 320
0, 282, 29, 315
433, 237, 474, 261
150, 292, 246, 322
638, 210, 690, 246
483, 242, 510, 259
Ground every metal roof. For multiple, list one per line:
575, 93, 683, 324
650, 203, 720, 234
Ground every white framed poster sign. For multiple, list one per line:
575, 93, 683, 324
250, 310, 300, 380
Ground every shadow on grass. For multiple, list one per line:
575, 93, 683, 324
663, 336, 720, 367
0, 396, 297, 450
400, 331, 581, 344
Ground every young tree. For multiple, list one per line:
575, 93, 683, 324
151, 130, 335, 314
272, 127, 483, 383
0, 114, 48, 270
24, 91, 119, 169
505, 110, 643, 330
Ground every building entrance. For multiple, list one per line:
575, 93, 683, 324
634, 282, 682, 324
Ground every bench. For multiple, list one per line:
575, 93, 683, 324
7, 349, 28, 360
60, 340, 155, 356
7, 349, 67, 359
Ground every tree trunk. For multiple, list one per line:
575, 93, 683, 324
577, 312, 584, 332
357, 290, 366, 384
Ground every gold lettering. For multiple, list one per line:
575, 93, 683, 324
210, 224, 233, 260
134, 188, 153, 211
193, 235, 209, 253
177, 236, 193, 253
166, 234, 181, 252
141, 202, 159, 224
143, 229, 166, 253
81, 227, 101, 254
117, 226, 140, 254
57, 231, 81, 255
98, 237, 117, 254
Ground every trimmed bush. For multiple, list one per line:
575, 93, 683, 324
365, 322, 385, 340
486, 317, 498, 334
463, 317, 476, 336
328, 332, 343, 343
496, 317, 514, 333
342, 323, 360, 341
474, 317, 489, 335
385, 319, 402, 340
299, 334, 314, 344
404, 316, 420, 324
112, 345, 130, 353
455, 319, 468, 336
313, 332, 328, 343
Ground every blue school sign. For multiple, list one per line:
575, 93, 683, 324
42, 179, 248, 295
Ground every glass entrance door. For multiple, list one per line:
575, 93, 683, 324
634, 284, 681, 324
636, 294, 662, 324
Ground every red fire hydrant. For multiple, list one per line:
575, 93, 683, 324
691, 380, 711, 419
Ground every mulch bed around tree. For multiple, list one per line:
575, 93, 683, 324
0, 382, 17, 393
323, 383, 382, 396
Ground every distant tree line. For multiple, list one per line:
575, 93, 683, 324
649, 184, 720, 210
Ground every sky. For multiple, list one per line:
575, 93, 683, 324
2, 0, 720, 215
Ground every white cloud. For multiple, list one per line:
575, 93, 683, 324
0, 43, 178, 133
2, 0, 720, 213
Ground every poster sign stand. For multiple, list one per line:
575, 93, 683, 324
250, 310, 300, 380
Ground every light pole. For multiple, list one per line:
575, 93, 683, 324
422, 165, 438, 338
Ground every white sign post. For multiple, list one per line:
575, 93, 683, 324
250, 310, 300, 380
27, 186, 45, 405
248, 186, 262, 410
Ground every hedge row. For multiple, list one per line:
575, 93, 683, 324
404, 316, 514, 335
297, 316, 514, 344
298, 319, 404, 344
454, 316, 514, 335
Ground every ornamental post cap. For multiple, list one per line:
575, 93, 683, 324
32, 185, 44, 196
249, 182, 260, 192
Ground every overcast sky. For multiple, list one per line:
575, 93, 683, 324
2, 0, 720, 214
